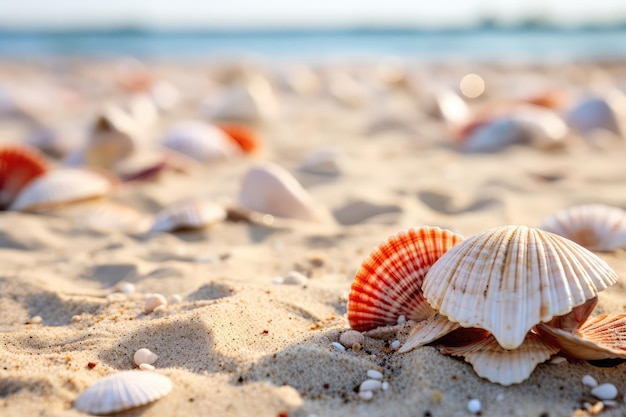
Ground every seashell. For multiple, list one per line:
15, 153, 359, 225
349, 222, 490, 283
339, 330, 365, 348
149, 198, 227, 233
422, 225, 618, 350
545, 296, 598, 333
536, 314, 626, 360
134, 348, 159, 366
538, 204, 626, 252
144, 293, 167, 313
217, 123, 262, 154
298, 146, 345, 176
433, 87, 472, 130
74, 370, 172, 415
9, 168, 113, 212
0, 144, 49, 209
160, 120, 241, 162
438, 333, 559, 386
398, 314, 461, 353
67, 201, 150, 234
347, 226, 464, 332
238, 162, 333, 224
565, 95, 623, 137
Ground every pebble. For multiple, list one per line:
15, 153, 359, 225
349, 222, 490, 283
591, 383, 618, 400
549, 356, 567, 365
282, 270, 308, 285
119, 282, 136, 293
71, 315, 81, 323
467, 398, 482, 414
169, 294, 183, 304
340, 330, 364, 348
28, 315, 43, 324
359, 379, 382, 392
139, 363, 156, 371
331, 342, 346, 352
381, 381, 389, 391
390, 340, 401, 349
397, 315, 406, 324
358, 390, 374, 401
582, 375, 598, 387
366, 370, 383, 380
134, 348, 159, 366
144, 293, 167, 313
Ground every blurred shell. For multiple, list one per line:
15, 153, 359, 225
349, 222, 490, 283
238, 162, 333, 223
74, 371, 172, 415
566, 95, 623, 137
82, 111, 136, 170
161, 121, 241, 162
347, 227, 464, 332
67, 201, 150, 234
298, 146, 345, 176
150, 198, 227, 233
439, 333, 559, 386
422, 225, 618, 350
10, 168, 113, 212
433, 87, 472, 130
537, 314, 626, 360
398, 314, 461, 353
538, 204, 626, 252
218, 123, 262, 154
0, 144, 49, 209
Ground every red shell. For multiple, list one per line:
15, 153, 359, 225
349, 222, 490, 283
218, 123, 262, 154
347, 226, 464, 331
0, 144, 49, 209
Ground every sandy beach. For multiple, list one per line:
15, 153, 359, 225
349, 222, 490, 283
1, 57, 626, 417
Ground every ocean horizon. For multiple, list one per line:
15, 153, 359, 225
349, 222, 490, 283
1, 24, 626, 62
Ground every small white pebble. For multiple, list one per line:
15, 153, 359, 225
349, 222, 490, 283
359, 379, 382, 392
331, 342, 346, 352
153, 304, 167, 313
169, 294, 183, 304
381, 381, 389, 391
71, 315, 81, 323
358, 390, 374, 401
366, 370, 383, 380
271, 276, 285, 285
397, 315, 406, 324
592, 383, 618, 400
582, 375, 598, 387
119, 282, 135, 293
144, 293, 167, 313
134, 348, 159, 366
549, 356, 567, 365
282, 270, 308, 285
496, 393, 505, 402
139, 363, 155, 371
28, 315, 43, 324
340, 330, 365, 348
467, 398, 482, 414
391, 340, 401, 349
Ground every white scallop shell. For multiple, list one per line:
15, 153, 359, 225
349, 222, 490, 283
398, 314, 461, 353
422, 225, 618, 350
74, 371, 172, 415
536, 314, 626, 360
150, 198, 227, 233
160, 121, 240, 162
238, 162, 333, 223
9, 168, 113, 212
538, 204, 626, 252
439, 333, 559, 386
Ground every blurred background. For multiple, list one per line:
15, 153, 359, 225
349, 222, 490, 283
1, 0, 626, 61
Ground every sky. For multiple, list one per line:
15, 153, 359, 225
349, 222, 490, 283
1, 0, 626, 30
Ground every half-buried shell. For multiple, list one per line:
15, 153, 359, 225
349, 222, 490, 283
347, 226, 464, 332
150, 198, 227, 233
0, 144, 49, 209
538, 204, 626, 252
74, 370, 172, 415
422, 225, 618, 350
160, 120, 241, 162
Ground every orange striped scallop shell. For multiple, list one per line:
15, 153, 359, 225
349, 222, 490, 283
218, 123, 262, 154
0, 144, 49, 209
347, 226, 464, 332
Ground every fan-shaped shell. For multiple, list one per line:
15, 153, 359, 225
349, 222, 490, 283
74, 371, 172, 415
150, 199, 227, 233
398, 314, 461, 353
160, 121, 241, 162
347, 226, 464, 332
439, 333, 559, 386
238, 162, 333, 223
422, 225, 618, 350
218, 123, 262, 154
0, 144, 49, 209
537, 314, 626, 360
538, 204, 626, 252
9, 168, 113, 212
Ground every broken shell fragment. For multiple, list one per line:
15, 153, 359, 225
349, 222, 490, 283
398, 314, 461, 353
74, 371, 172, 415
347, 226, 464, 332
422, 225, 618, 350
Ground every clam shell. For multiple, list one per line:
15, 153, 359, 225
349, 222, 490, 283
238, 162, 333, 223
9, 168, 113, 212
439, 333, 559, 386
538, 204, 626, 252
0, 144, 49, 209
150, 199, 227, 233
347, 226, 464, 332
537, 314, 626, 360
422, 225, 618, 349
74, 371, 172, 415
161, 121, 241, 162
398, 314, 461, 353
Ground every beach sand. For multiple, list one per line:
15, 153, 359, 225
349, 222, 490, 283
1, 58, 626, 417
